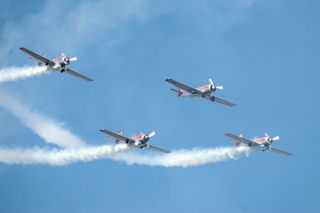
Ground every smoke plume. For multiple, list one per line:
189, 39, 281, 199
0, 145, 250, 167
0, 66, 48, 83
0, 91, 85, 148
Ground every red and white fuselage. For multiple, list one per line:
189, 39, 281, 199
100, 129, 170, 153
178, 84, 213, 98
20, 47, 93, 82
36, 54, 77, 72
130, 133, 152, 148
109, 130, 155, 148
166, 78, 236, 106
233, 133, 280, 151
224, 132, 291, 155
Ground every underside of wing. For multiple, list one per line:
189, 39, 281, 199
224, 133, 258, 146
212, 96, 236, 106
20, 47, 55, 66
166, 78, 203, 96
64, 68, 93, 82
146, 145, 171, 153
269, 147, 292, 156
100, 129, 135, 144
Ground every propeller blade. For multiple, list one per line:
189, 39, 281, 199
264, 133, 270, 138
272, 136, 280, 141
215, 86, 224, 90
69, 57, 78, 61
148, 131, 156, 138
60, 52, 66, 58
208, 78, 214, 86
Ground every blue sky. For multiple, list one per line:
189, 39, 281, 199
0, 0, 319, 212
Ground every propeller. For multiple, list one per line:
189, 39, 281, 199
209, 78, 224, 91
148, 131, 156, 138
60, 52, 78, 64
60, 52, 66, 58
142, 131, 156, 143
264, 133, 280, 143
144, 131, 155, 140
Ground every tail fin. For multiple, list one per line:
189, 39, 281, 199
170, 88, 182, 96
29, 53, 45, 66
107, 130, 122, 143
115, 130, 122, 143
235, 133, 242, 146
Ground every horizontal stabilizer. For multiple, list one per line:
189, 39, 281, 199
170, 88, 180, 93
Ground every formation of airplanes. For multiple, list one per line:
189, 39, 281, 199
18, 46, 292, 156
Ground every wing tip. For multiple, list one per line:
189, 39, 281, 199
19, 46, 24, 50
224, 132, 229, 135
165, 78, 171, 81
100, 129, 106, 132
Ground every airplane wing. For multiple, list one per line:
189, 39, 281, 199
100, 129, 135, 144
64, 68, 93, 82
224, 132, 259, 147
146, 145, 171, 153
20, 47, 55, 66
212, 96, 236, 107
269, 147, 292, 156
166, 78, 204, 96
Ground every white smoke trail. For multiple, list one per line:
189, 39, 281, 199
0, 145, 250, 167
0, 66, 49, 83
0, 144, 130, 166
0, 91, 85, 148
114, 146, 251, 168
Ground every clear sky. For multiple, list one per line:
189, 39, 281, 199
0, 0, 319, 212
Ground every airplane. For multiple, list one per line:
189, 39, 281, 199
224, 132, 292, 156
165, 78, 236, 106
19, 47, 93, 82
100, 129, 171, 153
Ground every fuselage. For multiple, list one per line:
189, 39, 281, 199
179, 84, 214, 98
238, 136, 273, 151
130, 134, 150, 148
38, 57, 69, 71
